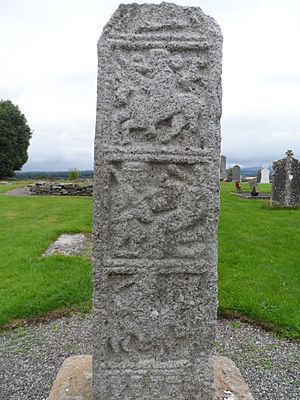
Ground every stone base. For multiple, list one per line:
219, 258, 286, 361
212, 356, 254, 399
48, 355, 254, 400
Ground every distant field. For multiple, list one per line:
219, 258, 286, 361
0, 181, 299, 339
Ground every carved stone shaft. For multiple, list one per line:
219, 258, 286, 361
93, 3, 222, 399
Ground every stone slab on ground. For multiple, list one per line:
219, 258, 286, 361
43, 233, 87, 256
5, 186, 30, 196
48, 355, 254, 400
233, 192, 271, 200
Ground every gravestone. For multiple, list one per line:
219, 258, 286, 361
232, 164, 241, 182
93, 3, 222, 399
261, 164, 270, 183
220, 155, 227, 180
272, 150, 300, 207
256, 169, 261, 183
248, 179, 257, 191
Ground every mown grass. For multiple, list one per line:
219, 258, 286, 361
0, 183, 92, 326
218, 182, 300, 339
0, 181, 299, 339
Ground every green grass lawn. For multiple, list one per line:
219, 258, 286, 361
218, 182, 300, 339
0, 181, 299, 339
0, 183, 92, 326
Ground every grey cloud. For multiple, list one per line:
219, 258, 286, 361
222, 113, 300, 166
22, 152, 93, 172
0, 84, 24, 100
22, 120, 94, 171
258, 73, 300, 86
1, 0, 300, 171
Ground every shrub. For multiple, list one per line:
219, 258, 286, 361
68, 168, 79, 181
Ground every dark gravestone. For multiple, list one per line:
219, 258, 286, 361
256, 169, 261, 183
93, 3, 222, 399
272, 150, 300, 207
220, 155, 227, 180
232, 165, 241, 182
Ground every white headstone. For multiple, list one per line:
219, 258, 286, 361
261, 164, 270, 183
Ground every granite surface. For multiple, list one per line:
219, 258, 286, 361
93, 3, 222, 398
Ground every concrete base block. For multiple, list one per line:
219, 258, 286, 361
48, 355, 254, 400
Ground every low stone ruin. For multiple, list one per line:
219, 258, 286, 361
28, 182, 93, 196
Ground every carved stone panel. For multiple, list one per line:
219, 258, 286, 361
93, 3, 222, 399
104, 160, 210, 260
94, 269, 215, 363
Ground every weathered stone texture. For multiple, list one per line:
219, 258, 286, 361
272, 151, 300, 207
93, 3, 222, 399
48, 355, 93, 400
47, 355, 254, 400
232, 165, 240, 182
213, 356, 254, 400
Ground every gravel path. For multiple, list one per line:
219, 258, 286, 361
0, 314, 299, 400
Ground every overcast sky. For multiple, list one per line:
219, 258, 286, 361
1, 0, 300, 170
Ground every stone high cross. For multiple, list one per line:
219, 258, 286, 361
93, 3, 222, 399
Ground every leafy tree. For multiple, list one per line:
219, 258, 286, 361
0, 100, 32, 179
68, 167, 80, 181
226, 167, 232, 182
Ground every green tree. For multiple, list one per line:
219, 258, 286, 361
226, 167, 233, 182
68, 167, 80, 181
0, 100, 32, 179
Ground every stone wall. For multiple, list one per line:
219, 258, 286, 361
28, 182, 93, 196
